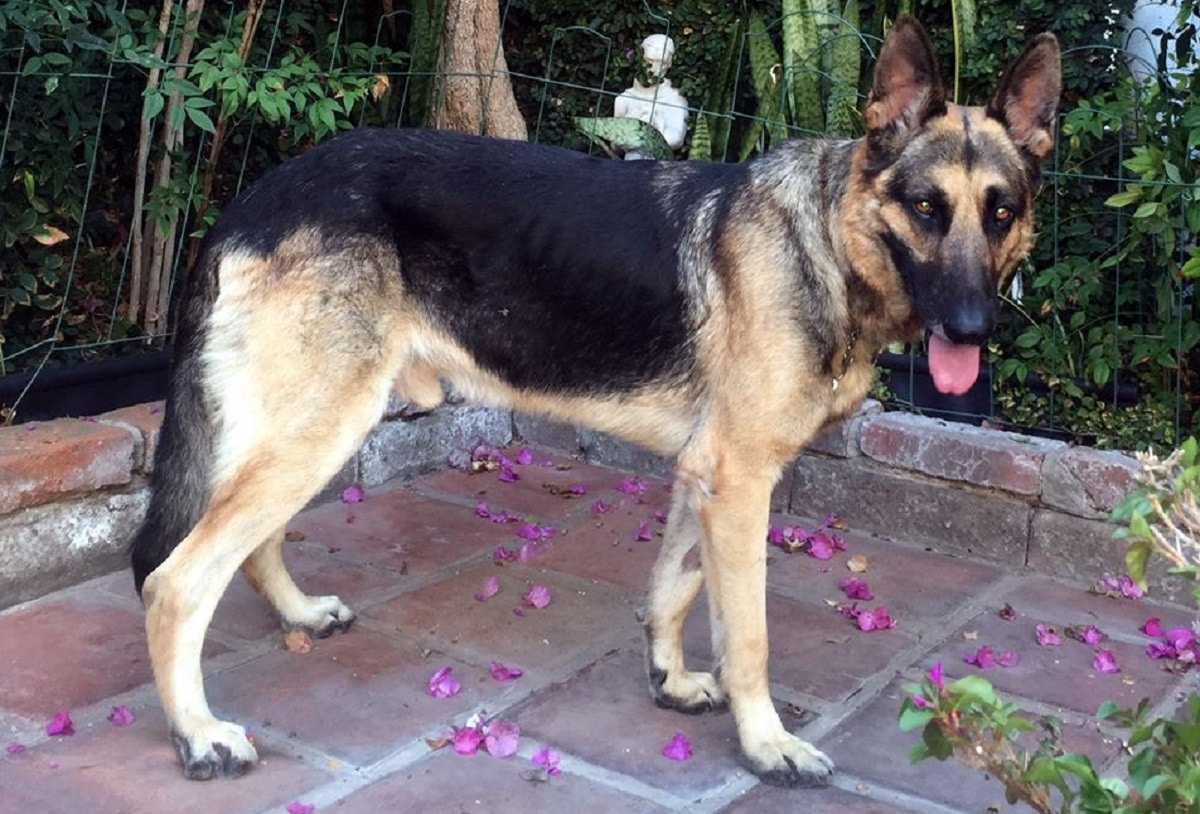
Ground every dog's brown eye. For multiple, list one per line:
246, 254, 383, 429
994, 206, 1013, 224
912, 199, 935, 217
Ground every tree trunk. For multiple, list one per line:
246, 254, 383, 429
433, 0, 526, 139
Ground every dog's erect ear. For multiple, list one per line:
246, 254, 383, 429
986, 33, 1062, 162
864, 16, 946, 159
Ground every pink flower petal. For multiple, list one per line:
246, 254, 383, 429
1146, 642, 1178, 660
45, 710, 74, 737
1080, 625, 1105, 646
928, 661, 945, 690
522, 584, 551, 609
484, 719, 521, 758
1140, 617, 1163, 637
340, 484, 364, 504
590, 499, 611, 515
569, 484, 587, 495
532, 745, 562, 776
426, 666, 461, 699
489, 660, 524, 682
1117, 576, 1143, 599
661, 731, 693, 761
474, 576, 501, 602
286, 803, 316, 814
854, 606, 895, 632
5, 741, 26, 755
634, 520, 653, 542
1035, 624, 1062, 647
616, 477, 647, 495
653, 510, 668, 524
1164, 627, 1197, 651
1093, 649, 1120, 674
910, 694, 929, 708
839, 577, 873, 601
515, 448, 535, 466
453, 724, 484, 755
493, 545, 518, 564
498, 465, 519, 483
107, 705, 136, 727
964, 646, 996, 669
996, 650, 1021, 668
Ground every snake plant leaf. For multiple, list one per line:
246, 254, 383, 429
825, 0, 862, 135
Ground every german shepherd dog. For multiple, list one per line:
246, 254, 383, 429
130, 17, 1060, 787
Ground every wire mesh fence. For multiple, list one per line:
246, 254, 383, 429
0, 1, 1195, 450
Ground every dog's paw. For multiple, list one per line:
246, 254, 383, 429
742, 732, 834, 788
649, 666, 728, 714
172, 719, 258, 781
284, 594, 356, 638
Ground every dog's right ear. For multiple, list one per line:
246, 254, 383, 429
864, 16, 947, 161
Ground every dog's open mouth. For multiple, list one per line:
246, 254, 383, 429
926, 329, 981, 396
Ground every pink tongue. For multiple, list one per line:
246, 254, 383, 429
927, 333, 981, 395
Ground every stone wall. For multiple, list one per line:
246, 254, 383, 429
0, 397, 1160, 611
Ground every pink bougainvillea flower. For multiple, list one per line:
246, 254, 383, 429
964, 646, 997, 669
1118, 576, 1143, 599
928, 661, 945, 690
475, 502, 521, 524
653, 509, 668, 524
518, 540, 552, 564
493, 545, 518, 564
807, 530, 846, 560
107, 705, 136, 727
634, 520, 653, 542
839, 577, 873, 601
497, 464, 520, 483
522, 584, 552, 609
531, 745, 562, 776
1164, 627, 1197, 651
590, 499, 611, 515
910, 693, 929, 708
616, 477, 647, 496
569, 484, 587, 495
1140, 617, 1163, 637
996, 650, 1021, 668
1080, 625, 1105, 646
340, 484, 365, 504
474, 576, 501, 602
489, 660, 524, 682
515, 522, 555, 541
1093, 649, 1120, 674
426, 666, 461, 699
1146, 642, 1177, 660
286, 803, 315, 814
5, 741, 26, 755
484, 719, 521, 758
515, 448, 535, 466
854, 606, 895, 632
45, 711, 74, 737
1035, 624, 1062, 647
453, 724, 484, 755
661, 731, 693, 761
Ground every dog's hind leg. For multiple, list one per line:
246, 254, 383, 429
240, 528, 356, 637
642, 479, 727, 714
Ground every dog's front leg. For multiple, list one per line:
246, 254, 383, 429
697, 456, 835, 788
642, 477, 726, 713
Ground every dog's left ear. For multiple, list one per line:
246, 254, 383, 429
987, 33, 1062, 162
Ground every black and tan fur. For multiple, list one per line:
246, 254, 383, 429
129, 18, 1061, 787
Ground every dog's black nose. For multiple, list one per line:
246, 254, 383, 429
941, 301, 993, 346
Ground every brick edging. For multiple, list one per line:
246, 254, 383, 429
0, 397, 1161, 608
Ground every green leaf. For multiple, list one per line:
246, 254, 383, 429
898, 703, 935, 732
1132, 201, 1161, 219
948, 674, 998, 706
1104, 189, 1142, 207
185, 106, 216, 133
574, 117, 674, 160
688, 111, 711, 161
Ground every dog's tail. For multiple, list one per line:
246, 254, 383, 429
129, 250, 222, 597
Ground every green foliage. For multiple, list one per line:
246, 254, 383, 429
574, 115, 675, 158
0, 1, 409, 376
